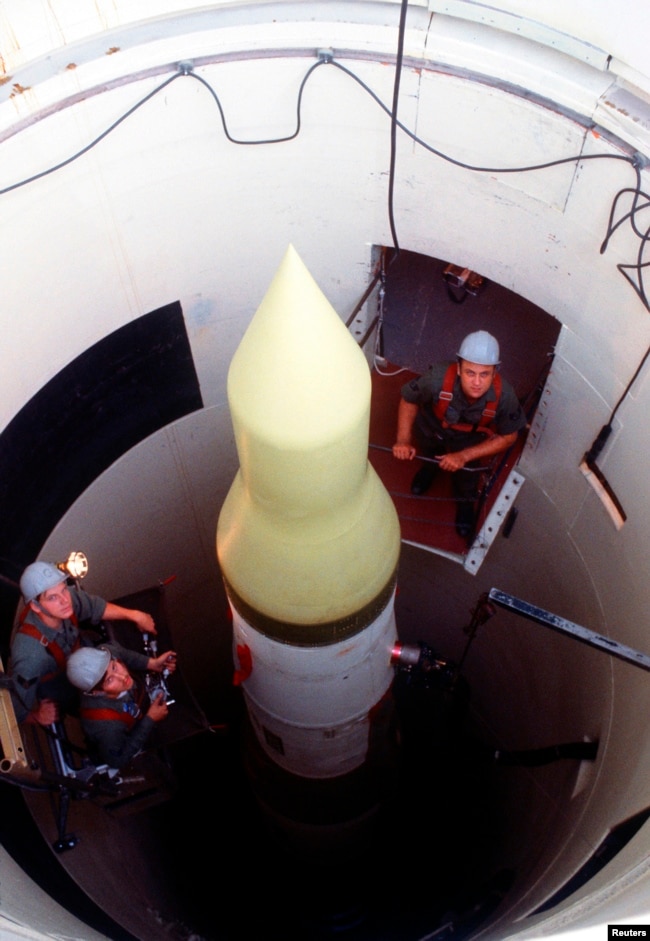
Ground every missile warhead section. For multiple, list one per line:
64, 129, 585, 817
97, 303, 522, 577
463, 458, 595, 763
217, 244, 400, 780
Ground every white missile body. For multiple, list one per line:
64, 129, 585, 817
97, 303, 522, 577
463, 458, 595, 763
217, 245, 401, 780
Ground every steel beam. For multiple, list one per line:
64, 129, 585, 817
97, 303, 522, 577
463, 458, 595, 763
488, 588, 650, 672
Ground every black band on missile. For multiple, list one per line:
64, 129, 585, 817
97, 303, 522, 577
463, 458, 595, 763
222, 569, 398, 646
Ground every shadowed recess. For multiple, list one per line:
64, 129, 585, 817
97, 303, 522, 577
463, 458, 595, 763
0, 302, 202, 643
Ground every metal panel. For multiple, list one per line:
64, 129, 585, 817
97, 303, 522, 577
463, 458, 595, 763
464, 467, 526, 573
428, 1, 610, 69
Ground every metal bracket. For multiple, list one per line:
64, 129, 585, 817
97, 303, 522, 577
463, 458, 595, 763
0, 657, 35, 782
488, 588, 650, 672
464, 469, 525, 574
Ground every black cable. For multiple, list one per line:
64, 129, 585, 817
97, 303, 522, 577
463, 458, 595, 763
325, 59, 635, 175
600, 161, 650, 313
0, 71, 185, 198
0, 57, 328, 198
0, 54, 637, 222
0, 49, 649, 413
386, 0, 410, 261
581, 159, 650, 460
602, 161, 650, 245
184, 60, 326, 145
0, 55, 640, 236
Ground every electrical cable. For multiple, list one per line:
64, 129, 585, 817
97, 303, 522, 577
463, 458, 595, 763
0, 52, 638, 222
324, 58, 633, 174
185, 60, 326, 145
596, 164, 650, 456
0, 71, 185, 198
0, 52, 642, 274
367, 0, 408, 374
1, 46, 650, 451
386, 0, 410, 261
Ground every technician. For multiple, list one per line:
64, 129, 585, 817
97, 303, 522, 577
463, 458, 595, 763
10, 560, 157, 725
66, 645, 176, 769
392, 331, 526, 538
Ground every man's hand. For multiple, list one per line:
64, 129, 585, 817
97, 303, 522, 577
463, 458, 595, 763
103, 603, 157, 635
131, 610, 156, 635
438, 451, 468, 472
392, 443, 416, 460
147, 691, 169, 722
442, 431, 518, 471
28, 699, 59, 726
393, 400, 419, 461
148, 651, 177, 674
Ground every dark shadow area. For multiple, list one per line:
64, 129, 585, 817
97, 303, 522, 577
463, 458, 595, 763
1, 590, 615, 941
136, 685, 511, 941
532, 805, 650, 915
5, 651, 511, 941
0, 783, 138, 941
0, 302, 203, 647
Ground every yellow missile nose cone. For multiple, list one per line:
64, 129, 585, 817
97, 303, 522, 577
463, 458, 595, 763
217, 245, 400, 626
228, 244, 370, 448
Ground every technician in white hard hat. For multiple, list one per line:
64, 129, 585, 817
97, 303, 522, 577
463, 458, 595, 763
66, 645, 175, 769
9, 560, 160, 726
392, 331, 526, 540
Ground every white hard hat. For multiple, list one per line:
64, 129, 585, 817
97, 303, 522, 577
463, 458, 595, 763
457, 331, 500, 366
66, 646, 111, 692
20, 562, 66, 604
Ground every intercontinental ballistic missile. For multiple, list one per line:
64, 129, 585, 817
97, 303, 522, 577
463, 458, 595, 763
216, 245, 401, 783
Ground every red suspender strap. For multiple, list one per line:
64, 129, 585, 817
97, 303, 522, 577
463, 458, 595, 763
433, 364, 457, 424
481, 372, 502, 424
80, 706, 137, 729
433, 365, 502, 433
18, 610, 81, 682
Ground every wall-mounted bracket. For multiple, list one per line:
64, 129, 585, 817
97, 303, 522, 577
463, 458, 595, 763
488, 588, 650, 672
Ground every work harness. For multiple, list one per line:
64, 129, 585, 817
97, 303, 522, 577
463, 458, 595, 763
80, 683, 147, 728
433, 363, 502, 436
17, 611, 81, 686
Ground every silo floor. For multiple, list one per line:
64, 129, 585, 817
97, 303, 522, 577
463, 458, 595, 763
15, 684, 516, 941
